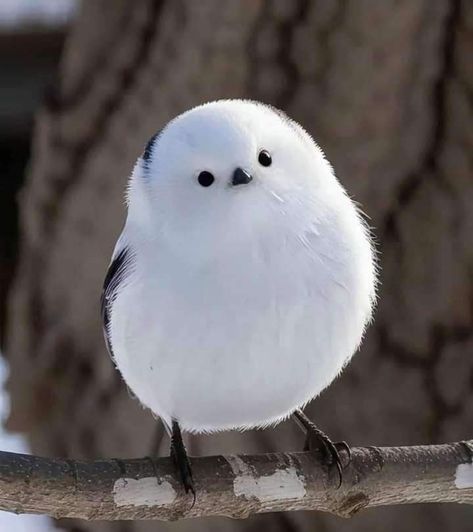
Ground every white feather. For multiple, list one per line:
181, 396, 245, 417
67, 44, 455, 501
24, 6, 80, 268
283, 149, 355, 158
108, 100, 377, 433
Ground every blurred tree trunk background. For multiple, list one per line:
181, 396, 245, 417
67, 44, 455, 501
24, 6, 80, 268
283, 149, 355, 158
4, 1, 473, 531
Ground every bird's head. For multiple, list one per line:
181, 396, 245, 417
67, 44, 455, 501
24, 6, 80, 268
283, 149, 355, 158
127, 100, 346, 261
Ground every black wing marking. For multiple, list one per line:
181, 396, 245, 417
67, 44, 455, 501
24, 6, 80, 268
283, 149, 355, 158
142, 130, 162, 170
101, 246, 134, 357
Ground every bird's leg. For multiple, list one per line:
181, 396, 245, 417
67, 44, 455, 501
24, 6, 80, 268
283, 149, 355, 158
292, 409, 351, 487
170, 420, 195, 500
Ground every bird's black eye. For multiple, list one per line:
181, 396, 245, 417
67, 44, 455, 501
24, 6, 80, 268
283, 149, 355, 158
197, 171, 215, 187
258, 150, 272, 167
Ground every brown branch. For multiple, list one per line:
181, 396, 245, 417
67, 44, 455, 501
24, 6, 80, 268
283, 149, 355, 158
0, 441, 472, 521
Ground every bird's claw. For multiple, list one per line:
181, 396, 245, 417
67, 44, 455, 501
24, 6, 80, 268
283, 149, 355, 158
305, 431, 351, 488
170, 442, 196, 506
171, 446, 195, 506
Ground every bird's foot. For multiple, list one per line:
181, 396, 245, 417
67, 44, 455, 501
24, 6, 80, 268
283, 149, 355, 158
170, 421, 196, 505
304, 427, 351, 487
170, 442, 195, 497
293, 409, 351, 488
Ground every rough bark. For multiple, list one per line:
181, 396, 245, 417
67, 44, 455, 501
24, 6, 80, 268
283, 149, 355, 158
5, 0, 473, 531
0, 443, 472, 521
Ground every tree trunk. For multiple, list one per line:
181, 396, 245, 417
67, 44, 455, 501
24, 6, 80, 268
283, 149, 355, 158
5, 1, 473, 531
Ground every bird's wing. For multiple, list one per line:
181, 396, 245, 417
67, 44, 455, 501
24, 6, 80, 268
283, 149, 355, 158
101, 241, 134, 358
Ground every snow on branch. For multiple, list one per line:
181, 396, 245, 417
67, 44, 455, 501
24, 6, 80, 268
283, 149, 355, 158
0, 441, 472, 521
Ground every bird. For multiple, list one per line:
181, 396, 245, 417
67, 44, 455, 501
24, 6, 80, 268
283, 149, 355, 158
101, 99, 377, 496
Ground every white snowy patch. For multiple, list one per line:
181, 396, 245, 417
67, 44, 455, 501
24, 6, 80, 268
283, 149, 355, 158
0, 0, 77, 29
113, 477, 176, 507
455, 463, 473, 489
226, 456, 306, 503
0, 355, 54, 531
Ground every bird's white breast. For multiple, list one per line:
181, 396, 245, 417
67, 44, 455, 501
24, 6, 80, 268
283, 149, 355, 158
109, 193, 374, 433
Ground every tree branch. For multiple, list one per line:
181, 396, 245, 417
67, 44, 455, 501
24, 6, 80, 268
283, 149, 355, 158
0, 441, 472, 521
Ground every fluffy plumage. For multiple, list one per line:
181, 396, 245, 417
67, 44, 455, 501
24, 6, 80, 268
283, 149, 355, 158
103, 99, 377, 434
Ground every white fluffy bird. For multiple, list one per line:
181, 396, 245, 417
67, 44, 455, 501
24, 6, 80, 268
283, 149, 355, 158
102, 99, 377, 494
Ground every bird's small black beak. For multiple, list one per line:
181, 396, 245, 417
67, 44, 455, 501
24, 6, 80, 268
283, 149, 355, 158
232, 167, 253, 187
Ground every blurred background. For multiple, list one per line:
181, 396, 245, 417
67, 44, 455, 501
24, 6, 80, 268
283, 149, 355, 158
1, 1, 472, 531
